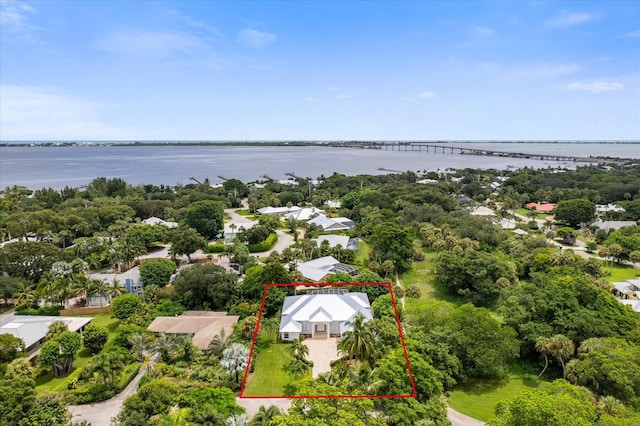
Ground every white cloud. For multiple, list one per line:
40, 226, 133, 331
98, 30, 206, 58
567, 81, 624, 93
474, 26, 495, 36
328, 86, 337, 92
0, 0, 41, 42
548, 12, 598, 28
508, 63, 578, 79
238, 29, 276, 47
401, 91, 437, 102
622, 29, 640, 38
305, 97, 316, 102
0, 85, 125, 139
334, 94, 351, 100
418, 91, 437, 99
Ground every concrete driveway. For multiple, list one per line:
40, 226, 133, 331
302, 337, 340, 378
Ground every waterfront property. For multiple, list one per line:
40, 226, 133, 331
0, 314, 93, 358
147, 311, 239, 350
279, 289, 372, 341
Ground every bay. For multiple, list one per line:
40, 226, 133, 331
1, 142, 638, 190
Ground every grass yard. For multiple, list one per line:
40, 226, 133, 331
605, 262, 638, 282
242, 343, 298, 396
35, 313, 120, 393
354, 241, 370, 266
448, 368, 546, 422
235, 209, 257, 220
514, 207, 548, 220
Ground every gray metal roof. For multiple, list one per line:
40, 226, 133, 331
0, 315, 93, 349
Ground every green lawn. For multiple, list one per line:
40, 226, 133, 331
235, 209, 257, 220
515, 207, 548, 220
448, 369, 546, 422
605, 262, 638, 282
242, 343, 298, 396
355, 241, 370, 266
35, 313, 120, 393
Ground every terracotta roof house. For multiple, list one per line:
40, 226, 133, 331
524, 202, 556, 213
147, 311, 240, 350
279, 289, 373, 341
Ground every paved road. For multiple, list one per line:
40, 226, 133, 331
447, 408, 485, 426
236, 397, 292, 418
68, 355, 158, 426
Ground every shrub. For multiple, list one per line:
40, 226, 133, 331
205, 243, 225, 253
111, 293, 142, 320
393, 285, 405, 299
110, 324, 147, 350
139, 259, 176, 287
247, 232, 278, 252
405, 286, 422, 299
83, 324, 108, 354
15, 305, 62, 316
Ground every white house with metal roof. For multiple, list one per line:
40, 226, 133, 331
295, 256, 358, 282
307, 214, 355, 231
0, 315, 93, 358
279, 289, 372, 341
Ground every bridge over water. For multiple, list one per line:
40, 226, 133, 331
330, 141, 622, 163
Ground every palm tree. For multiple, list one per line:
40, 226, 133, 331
15, 281, 37, 307
337, 313, 375, 363
128, 332, 149, 359
106, 278, 126, 302
250, 405, 281, 426
226, 414, 248, 426
259, 318, 279, 344
286, 357, 312, 378
36, 272, 56, 306
85, 253, 102, 271
220, 343, 250, 384
208, 328, 231, 356
599, 395, 624, 416
543, 334, 575, 379
629, 250, 640, 277
535, 336, 552, 377
91, 279, 109, 306
152, 333, 178, 363
89, 351, 125, 385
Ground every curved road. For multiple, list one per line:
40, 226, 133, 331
68, 355, 159, 426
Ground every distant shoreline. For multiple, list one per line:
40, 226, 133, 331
1, 140, 639, 148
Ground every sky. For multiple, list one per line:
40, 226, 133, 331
1, 0, 639, 141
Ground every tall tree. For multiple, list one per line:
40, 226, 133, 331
338, 313, 376, 363
183, 200, 224, 239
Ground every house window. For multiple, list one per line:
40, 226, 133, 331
284, 333, 289, 339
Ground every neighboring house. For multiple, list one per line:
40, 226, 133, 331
524, 202, 556, 213
147, 311, 240, 350
325, 200, 341, 209
592, 221, 637, 232
88, 269, 144, 304
596, 204, 625, 217
0, 315, 93, 358
224, 221, 255, 243
279, 289, 373, 341
613, 279, 640, 313
315, 235, 358, 250
295, 256, 358, 282
308, 214, 355, 231
141, 217, 179, 228
284, 207, 324, 221
416, 178, 438, 184
257, 206, 301, 216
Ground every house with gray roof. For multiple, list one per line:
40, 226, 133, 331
279, 289, 372, 341
295, 256, 358, 282
315, 235, 358, 250
307, 214, 354, 231
0, 315, 93, 358
592, 220, 637, 232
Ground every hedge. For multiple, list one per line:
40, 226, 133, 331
67, 362, 141, 404
248, 232, 278, 252
15, 305, 62, 316
205, 243, 225, 253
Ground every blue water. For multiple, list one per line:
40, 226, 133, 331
1, 142, 638, 190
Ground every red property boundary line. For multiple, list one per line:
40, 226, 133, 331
239, 281, 417, 399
